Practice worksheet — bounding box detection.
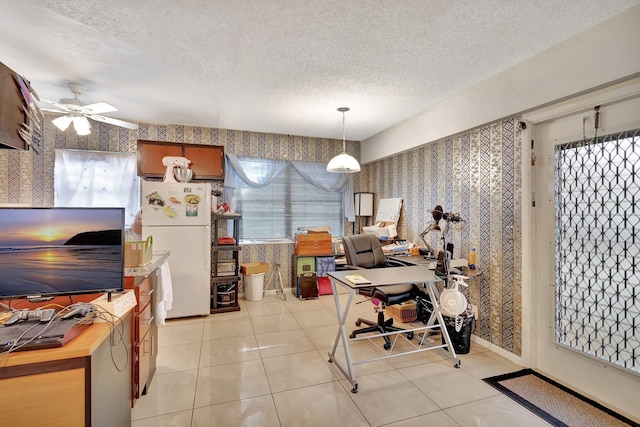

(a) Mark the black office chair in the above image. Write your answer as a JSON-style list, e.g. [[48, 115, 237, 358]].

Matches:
[[342, 234, 418, 350]]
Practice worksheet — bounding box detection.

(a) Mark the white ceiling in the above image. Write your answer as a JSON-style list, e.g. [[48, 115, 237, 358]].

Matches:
[[0, 0, 638, 141]]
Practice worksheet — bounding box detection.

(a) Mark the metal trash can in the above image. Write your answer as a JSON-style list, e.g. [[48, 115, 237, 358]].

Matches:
[[441, 315, 475, 354]]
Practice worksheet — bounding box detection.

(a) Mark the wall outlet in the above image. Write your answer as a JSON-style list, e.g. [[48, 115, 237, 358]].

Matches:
[[471, 304, 479, 320]]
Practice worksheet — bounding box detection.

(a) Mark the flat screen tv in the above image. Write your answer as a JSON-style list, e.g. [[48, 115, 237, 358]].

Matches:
[[0, 207, 124, 300]]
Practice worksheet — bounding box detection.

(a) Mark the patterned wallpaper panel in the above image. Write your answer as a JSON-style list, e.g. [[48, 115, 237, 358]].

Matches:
[[0, 117, 360, 299], [360, 119, 523, 355]]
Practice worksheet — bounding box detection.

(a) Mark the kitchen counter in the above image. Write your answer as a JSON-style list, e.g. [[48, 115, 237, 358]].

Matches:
[[125, 251, 170, 278]]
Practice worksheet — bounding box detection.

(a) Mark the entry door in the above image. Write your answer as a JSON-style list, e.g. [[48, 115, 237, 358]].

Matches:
[[533, 95, 640, 418]]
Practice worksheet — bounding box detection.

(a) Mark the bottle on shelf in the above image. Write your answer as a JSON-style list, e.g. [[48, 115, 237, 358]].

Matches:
[[468, 247, 477, 270]]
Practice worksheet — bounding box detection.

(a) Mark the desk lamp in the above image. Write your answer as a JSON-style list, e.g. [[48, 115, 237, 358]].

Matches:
[[421, 205, 464, 285], [420, 205, 443, 257]]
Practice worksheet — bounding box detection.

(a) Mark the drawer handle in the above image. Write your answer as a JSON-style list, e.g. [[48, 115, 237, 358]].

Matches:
[[146, 316, 155, 326], [143, 289, 154, 296]]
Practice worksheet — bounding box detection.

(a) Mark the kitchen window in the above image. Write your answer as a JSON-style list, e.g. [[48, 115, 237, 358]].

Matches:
[[54, 149, 140, 227]]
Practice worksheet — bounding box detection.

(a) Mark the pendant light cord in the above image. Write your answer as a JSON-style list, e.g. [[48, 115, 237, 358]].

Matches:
[[338, 106, 350, 152], [342, 110, 346, 152]]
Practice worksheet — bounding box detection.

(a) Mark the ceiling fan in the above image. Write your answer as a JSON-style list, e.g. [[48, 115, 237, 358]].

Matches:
[[42, 82, 139, 135]]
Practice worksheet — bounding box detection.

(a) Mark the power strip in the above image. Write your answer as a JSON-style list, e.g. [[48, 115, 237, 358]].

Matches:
[[92, 290, 137, 319]]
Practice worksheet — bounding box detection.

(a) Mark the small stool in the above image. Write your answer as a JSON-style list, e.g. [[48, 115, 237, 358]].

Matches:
[[264, 262, 287, 301]]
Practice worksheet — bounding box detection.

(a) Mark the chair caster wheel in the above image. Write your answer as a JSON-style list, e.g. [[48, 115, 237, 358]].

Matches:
[[355, 321, 362, 326], [454, 363, 461, 369], [351, 385, 358, 393], [407, 332, 414, 340], [383, 342, 391, 350], [349, 333, 356, 339]]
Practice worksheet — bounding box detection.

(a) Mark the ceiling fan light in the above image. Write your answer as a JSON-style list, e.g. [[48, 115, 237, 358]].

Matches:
[[72, 116, 91, 136], [52, 115, 72, 131], [327, 152, 361, 172]]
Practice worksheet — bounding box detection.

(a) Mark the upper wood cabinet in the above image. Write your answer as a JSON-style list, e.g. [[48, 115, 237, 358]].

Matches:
[[0, 62, 27, 151], [137, 140, 224, 179]]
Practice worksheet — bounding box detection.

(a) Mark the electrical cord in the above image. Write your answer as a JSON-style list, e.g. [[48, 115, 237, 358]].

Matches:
[[0, 302, 129, 373], [87, 304, 129, 373], [0, 313, 59, 364]]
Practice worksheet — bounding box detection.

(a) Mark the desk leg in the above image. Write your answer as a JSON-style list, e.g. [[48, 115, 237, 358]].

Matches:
[[327, 278, 359, 393], [425, 282, 461, 368]]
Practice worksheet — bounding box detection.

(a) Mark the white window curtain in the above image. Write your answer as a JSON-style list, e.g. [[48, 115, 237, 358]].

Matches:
[[223, 154, 355, 221], [54, 149, 139, 227]]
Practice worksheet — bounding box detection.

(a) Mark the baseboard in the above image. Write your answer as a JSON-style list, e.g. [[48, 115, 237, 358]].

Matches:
[[471, 334, 526, 367]]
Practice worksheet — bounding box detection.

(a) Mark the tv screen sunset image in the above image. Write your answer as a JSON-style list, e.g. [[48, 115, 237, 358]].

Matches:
[[0, 208, 124, 299]]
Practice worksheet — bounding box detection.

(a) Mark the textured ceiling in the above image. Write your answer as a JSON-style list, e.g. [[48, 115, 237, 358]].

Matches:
[[0, 0, 638, 141]]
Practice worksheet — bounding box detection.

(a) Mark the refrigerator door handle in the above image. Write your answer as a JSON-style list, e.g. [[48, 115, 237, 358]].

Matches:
[[204, 227, 211, 271]]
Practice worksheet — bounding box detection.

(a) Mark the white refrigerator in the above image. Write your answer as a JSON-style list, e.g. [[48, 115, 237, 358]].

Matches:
[[141, 181, 211, 318]]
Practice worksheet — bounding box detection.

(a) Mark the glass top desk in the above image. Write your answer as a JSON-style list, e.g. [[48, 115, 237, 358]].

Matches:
[[327, 265, 461, 393]]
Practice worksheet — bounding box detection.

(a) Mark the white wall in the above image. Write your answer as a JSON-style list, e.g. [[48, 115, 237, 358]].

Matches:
[[362, 4, 640, 164]]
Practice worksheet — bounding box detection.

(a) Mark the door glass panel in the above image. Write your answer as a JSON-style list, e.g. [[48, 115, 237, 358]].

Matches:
[[554, 129, 639, 374]]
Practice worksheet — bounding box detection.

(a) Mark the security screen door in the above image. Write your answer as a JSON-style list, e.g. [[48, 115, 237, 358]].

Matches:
[[534, 95, 640, 413], [553, 129, 639, 374]]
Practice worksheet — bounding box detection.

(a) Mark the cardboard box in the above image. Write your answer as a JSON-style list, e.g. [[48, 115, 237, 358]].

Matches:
[[386, 300, 418, 323], [124, 236, 153, 267], [241, 262, 270, 275]]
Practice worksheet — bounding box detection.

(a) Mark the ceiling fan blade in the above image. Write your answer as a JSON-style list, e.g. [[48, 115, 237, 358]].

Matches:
[[52, 115, 72, 131], [81, 102, 117, 115], [40, 107, 68, 114], [88, 114, 139, 130], [40, 98, 72, 112]]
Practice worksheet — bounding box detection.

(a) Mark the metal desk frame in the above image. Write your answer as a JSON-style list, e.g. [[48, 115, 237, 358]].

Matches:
[[327, 265, 460, 393]]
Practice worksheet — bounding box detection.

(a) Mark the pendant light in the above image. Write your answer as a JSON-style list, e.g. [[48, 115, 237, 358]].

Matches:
[[327, 107, 360, 173]]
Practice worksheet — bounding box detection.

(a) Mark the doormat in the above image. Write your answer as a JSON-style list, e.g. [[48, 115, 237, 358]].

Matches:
[[483, 369, 638, 427]]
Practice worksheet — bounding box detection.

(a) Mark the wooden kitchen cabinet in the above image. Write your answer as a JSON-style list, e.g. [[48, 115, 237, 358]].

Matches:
[[137, 140, 224, 179], [184, 144, 224, 179], [124, 274, 158, 407], [136, 141, 181, 176], [0, 61, 28, 150]]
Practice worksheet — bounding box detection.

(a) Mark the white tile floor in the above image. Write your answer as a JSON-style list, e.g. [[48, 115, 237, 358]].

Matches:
[[131, 293, 552, 427]]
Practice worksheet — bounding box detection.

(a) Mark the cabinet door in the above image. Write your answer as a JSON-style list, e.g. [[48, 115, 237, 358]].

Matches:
[[0, 62, 28, 150], [137, 141, 181, 177], [184, 145, 224, 179], [0, 368, 85, 425], [135, 303, 153, 399]]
